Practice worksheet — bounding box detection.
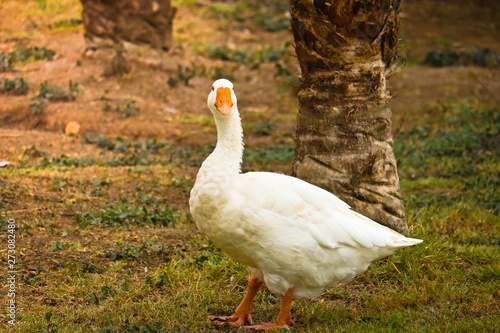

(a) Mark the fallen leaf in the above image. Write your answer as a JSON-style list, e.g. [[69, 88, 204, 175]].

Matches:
[[65, 121, 80, 136]]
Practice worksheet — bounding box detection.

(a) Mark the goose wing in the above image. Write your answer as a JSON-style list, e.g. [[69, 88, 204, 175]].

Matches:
[[236, 172, 421, 250]]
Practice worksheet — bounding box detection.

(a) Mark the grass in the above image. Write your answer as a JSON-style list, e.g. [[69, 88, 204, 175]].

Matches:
[[75, 201, 180, 228], [1, 99, 498, 332]]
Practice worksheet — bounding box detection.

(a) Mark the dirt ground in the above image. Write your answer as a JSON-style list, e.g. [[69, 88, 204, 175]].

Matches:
[[0, 1, 499, 156]]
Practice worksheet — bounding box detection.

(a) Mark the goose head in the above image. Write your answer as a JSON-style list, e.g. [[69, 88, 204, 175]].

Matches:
[[207, 79, 238, 117]]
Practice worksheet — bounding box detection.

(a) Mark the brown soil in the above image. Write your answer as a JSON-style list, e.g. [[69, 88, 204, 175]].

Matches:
[[0, 1, 498, 159]]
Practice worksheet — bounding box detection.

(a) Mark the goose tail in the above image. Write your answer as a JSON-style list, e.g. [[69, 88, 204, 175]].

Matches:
[[393, 237, 423, 247]]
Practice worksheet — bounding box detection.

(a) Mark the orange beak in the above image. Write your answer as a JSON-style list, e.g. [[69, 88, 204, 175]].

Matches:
[[214, 87, 233, 115]]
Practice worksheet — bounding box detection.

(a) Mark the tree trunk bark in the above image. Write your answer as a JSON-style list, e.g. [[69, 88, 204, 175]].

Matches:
[[80, 0, 176, 52], [290, 0, 408, 234]]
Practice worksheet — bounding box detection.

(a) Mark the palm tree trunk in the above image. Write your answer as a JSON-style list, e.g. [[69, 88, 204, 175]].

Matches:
[[290, 0, 408, 234], [80, 0, 176, 52]]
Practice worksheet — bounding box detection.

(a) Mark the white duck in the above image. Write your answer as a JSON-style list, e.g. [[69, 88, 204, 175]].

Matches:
[[189, 79, 422, 330]]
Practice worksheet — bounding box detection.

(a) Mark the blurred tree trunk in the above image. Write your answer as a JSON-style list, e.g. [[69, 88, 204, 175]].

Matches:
[[80, 0, 176, 52], [290, 0, 408, 234]]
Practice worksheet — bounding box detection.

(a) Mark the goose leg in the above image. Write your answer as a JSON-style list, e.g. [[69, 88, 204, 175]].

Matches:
[[245, 288, 295, 331], [209, 277, 263, 327]]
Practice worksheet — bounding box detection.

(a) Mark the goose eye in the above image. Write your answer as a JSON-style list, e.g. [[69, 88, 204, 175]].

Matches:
[[211, 86, 214, 91]]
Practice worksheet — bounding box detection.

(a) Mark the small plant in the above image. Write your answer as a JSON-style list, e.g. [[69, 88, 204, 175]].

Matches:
[[75, 178, 113, 197], [204, 2, 249, 21], [0, 52, 16, 71], [38, 80, 82, 102], [76, 259, 101, 273], [82, 133, 116, 150], [172, 175, 194, 188], [75, 202, 180, 227], [256, 43, 289, 62], [204, 43, 289, 68], [31, 98, 48, 114], [0, 46, 55, 71], [30, 80, 82, 114], [102, 99, 140, 117], [102, 48, 131, 77], [52, 241, 65, 250], [50, 177, 71, 192], [0, 182, 28, 201], [20, 47, 56, 62], [122, 100, 139, 117], [145, 272, 170, 287], [105, 240, 161, 260], [36, 155, 96, 168], [255, 121, 276, 136], [38, 311, 57, 333], [22, 267, 47, 286], [48, 18, 82, 30], [205, 44, 251, 63], [208, 67, 236, 81], [168, 64, 206, 87], [275, 62, 299, 93], [23, 145, 48, 158], [36, 0, 47, 10], [254, 11, 290, 32], [423, 47, 500, 68], [244, 144, 295, 164], [0, 77, 29, 95], [84, 285, 116, 304]]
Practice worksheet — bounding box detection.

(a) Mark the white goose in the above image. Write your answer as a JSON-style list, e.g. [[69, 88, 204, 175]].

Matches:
[[189, 79, 422, 330]]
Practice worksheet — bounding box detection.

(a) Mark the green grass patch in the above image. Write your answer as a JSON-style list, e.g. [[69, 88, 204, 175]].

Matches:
[[202, 0, 290, 32], [0, 46, 55, 71], [47, 17, 82, 30], [254, 11, 290, 32], [244, 143, 295, 164], [102, 99, 140, 118], [75, 202, 180, 228], [423, 47, 500, 68], [31, 80, 82, 114], [202, 43, 289, 68], [396, 101, 499, 245], [0, 77, 29, 95], [104, 240, 169, 260]]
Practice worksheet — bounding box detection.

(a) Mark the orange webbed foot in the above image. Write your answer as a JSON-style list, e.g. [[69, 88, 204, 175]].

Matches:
[[244, 321, 294, 331], [209, 313, 252, 327], [245, 288, 295, 330], [209, 277, 263, 327]]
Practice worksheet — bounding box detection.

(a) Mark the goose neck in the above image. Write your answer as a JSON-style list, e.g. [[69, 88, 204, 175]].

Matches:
[[210, 111, 244, 172]]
